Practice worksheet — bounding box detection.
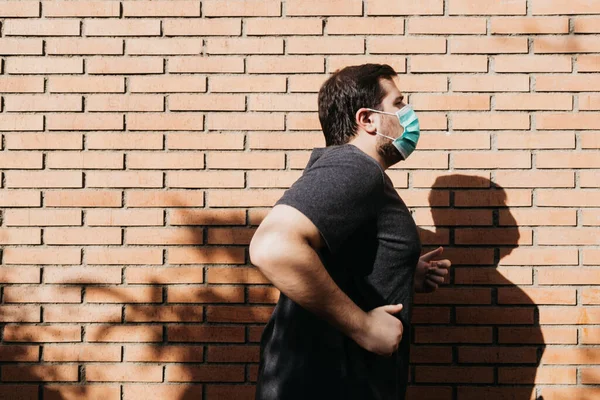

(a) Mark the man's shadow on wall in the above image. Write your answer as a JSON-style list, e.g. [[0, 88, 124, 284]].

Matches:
[[408, 174, 546, 400]]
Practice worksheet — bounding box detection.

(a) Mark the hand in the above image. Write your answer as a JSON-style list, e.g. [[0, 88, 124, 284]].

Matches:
[[414, 246, 451, 293], [352, 304, 404, 357]]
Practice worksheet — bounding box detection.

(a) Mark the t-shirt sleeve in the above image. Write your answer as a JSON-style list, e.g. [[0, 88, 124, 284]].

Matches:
[[275, 152, 384, 254]]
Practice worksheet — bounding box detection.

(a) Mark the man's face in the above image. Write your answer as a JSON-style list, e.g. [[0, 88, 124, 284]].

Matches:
[[375, 78, 406, 163]]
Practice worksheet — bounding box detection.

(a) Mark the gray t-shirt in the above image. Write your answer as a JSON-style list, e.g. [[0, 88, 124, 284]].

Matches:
[[255, 144, 421, 400]]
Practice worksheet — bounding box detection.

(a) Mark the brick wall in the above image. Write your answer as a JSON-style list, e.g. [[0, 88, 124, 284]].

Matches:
[[0, 1, 599, 399]]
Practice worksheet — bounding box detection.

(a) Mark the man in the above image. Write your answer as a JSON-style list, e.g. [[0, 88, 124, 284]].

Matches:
[[250, 64, 451, 400]]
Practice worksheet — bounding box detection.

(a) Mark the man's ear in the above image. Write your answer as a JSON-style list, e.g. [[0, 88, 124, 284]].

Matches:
[[355, 108, 377, 135]]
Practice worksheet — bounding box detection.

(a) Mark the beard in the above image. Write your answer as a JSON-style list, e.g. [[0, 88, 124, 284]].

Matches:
[[376, 135, 404, 165]]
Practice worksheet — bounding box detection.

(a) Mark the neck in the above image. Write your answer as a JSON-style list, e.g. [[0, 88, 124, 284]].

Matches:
[[348, 137, 391, 170]]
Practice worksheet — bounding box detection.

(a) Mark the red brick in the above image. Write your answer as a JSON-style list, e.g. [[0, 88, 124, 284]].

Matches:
[[87, 133, 163, 150], [542, 348, 600, 364], [126, 227, 202, 245], [411, 56, 488, 73], [87, 325, 162, 343], [86, 19, 161, 36], [167, 365, 245, 382], [44, 1, 120, 17], [412, 208, 492, 226], [247, 56, 325, 74], [454, 189, 532, 207], [164, 18, 240, 36], [457, 307, 534, 325], [0, 151, 42, 169], [575, 17, 600, 33], [3, 325, 81, 343], [455, 267, 533, 285], [0, 38, 43, 55], [169, 56, 245, 73], [537, 75, 600, 91], [167, 171, 244, 188], [129, 75, 207, 93], [87, 94, 164, 111], [44, 266, 121, 284], [497, 132, 574, 149], [210, 75, 286, 93], [45, 190, 122, 207], [287, 0, 361, 16], [452, 74, 529, 91], [459, 346, 537, 364], [125, 345, 204, 362], [43, 344, 120, 362], [206, 38, 282, 55], [454, 151, 531, 168], [44, 227, 121, 245], [206, 305, 272, 323], [0, 76, 44, 93], [582, 328, 600, 343], [582, 288, 600, 304], [0, 305, 40, 322], [2, 365, 78, 382], [495, 170, 574, 187], [123, 385, 203, 400], [369, 37, 446, 54], [494, 55, 572, 72], [122, 1, 200, 17], [246, 18, 322, 35], [4, 19, 80, 36], [168, 286, 244, 303], [491, 17, 569, 34], [0, 345, 39, 362], [127, 38, 201, 55], [44, 386, 120, 400], [457, 387, 538, 400], [207, 113, 284, 131], [168, 209, 246, 226], [531, 0, 600, 15], [207, 345, 260, 362], [5, 94, 82, 112], [0, 1, 39, 17], [86, 171, 163, 188], [167, 247, 245, 265], [583, 211, 600, 227], [539, 268, 600, 285], [448, 0, 526, 15], [126, 305, 203, 322], [5, 133, 82, 150], [499, 287, 576, 305], [499, 327, 576, 344], [128, 113, 203, 131], [540, 307, 600, 324], [3, 247, 80, 265], [414, 288, 491, 305], [46, 113, 124, 130], [128, 152, 204, 170], [169, 93, 244, 111], [0, 267, 40, 283], [206, 268, 269, 284], [579, 55, 600, 72], [538, 228, 600, 244], [415, 366, 493, 383], [0, 114, 43, 131], [409, 17, 486, 34], [207, 189, 285, 207], [366, 0, 443, 15], [499, 247, 578, 265], [0, 228, 40, 245], [248, 287, 279, 304], [126, 190, 204, 207], [86, 247, 162, 265], [4, 286, 81, 303], [501, 367, 576, 384], [450, 37, 528, 54], [537, 152, 600, 168], [496, 93, 572, 111], [168, 326, 244, 343], [247, 170, 303, 188], [538, 189, 600, 207], [534, 36, 600, 53], [204, 0, 280, 16], [286, 112, 321, 130], [580, 94, 600, 110], [49, 76, 124, 93], [86, 287, 162, 303], [328, 55, 407, 73], [87, 364, 162, 382], [44, 304, 121, 323], [47, 151, 123, 169], [453, 113, 530, 130], [46, 38, 122, 55]]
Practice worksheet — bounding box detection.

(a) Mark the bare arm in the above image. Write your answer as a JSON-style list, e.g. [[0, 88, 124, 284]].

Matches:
[[250, 204, 404, 356]]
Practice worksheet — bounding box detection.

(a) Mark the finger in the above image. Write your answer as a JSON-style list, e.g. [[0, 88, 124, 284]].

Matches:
[[426, 275, 445, 285], [436, 259, 452, 269], [424, 280, 438, 290], [381, 303, 403, 315], [430, 268, 449, 277], [420, 246, 443, 262]]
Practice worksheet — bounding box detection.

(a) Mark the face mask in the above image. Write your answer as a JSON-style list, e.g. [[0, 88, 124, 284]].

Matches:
[[367, 104, 420, 160]]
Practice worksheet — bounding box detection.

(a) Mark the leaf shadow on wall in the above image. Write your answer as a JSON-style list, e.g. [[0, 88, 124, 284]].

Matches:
[[408, 174, 546, 400], [0, 204, 271, 400]]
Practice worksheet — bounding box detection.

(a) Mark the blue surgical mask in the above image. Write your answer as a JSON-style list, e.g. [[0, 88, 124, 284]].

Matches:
[[367, 104, 420, 160]]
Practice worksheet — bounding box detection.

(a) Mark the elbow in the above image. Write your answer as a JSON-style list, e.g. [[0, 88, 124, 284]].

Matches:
[[249, 231, 276, 272]]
